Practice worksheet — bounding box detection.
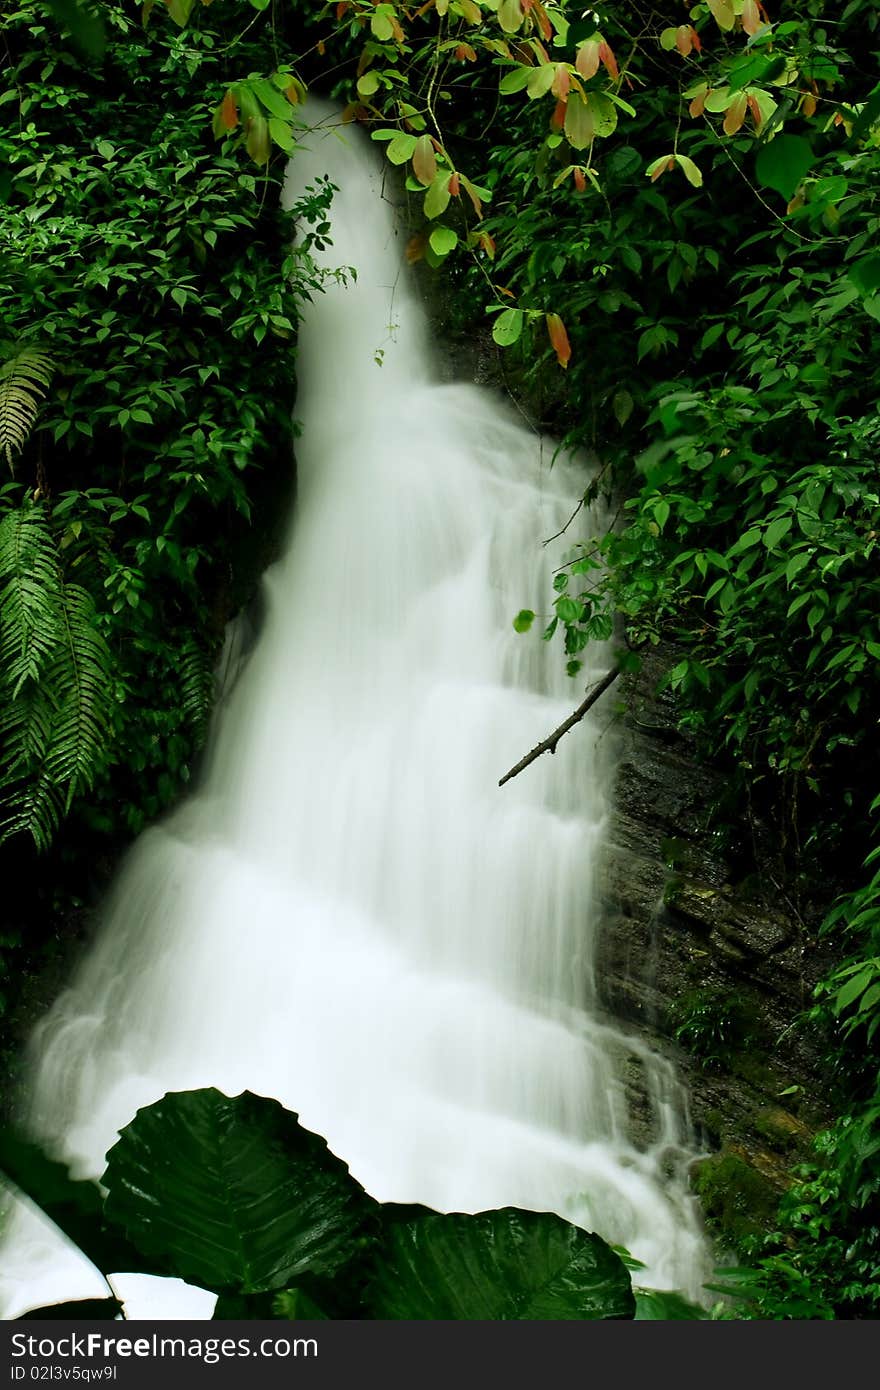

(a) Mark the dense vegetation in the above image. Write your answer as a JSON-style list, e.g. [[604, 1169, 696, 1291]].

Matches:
[[1, 0, 878, 1319]]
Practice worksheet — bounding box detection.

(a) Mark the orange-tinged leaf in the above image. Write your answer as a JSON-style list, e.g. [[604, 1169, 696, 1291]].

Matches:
[[575, 41, 600, 81], [390, 16, 404, 42], [448, 171, 461, 197], [691, 27, 702, 52], [573, 166, 586, 192], [598, 41, 618, 82], [546, 312, 571, 369], [497, 284, 516, 298], [551, 64, 570, 100], [455, 43, 477, 61], [220, 89, 238, 130], [689, 86, 708, 118], [412, 134, 437, 186], [550, 98, 567, 130], [317, 39, 326, 56], [747, 93, 762, 126], [802, 92, 817, 117], [675, 25, 693, 56], [335, 1, 349, 18], [479, 231, 496, 259], [741, 0, 761, 36], [245, 114, 270, 166], [405, 233, 428, 264], [533, 0, 552, 41], [723, 92, 747, 135]]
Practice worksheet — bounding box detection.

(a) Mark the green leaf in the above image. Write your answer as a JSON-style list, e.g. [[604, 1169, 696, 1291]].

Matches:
[[763, 515, 792, 549], [357, 71, 381, 99], [366, 1208, 635, 1319], [268, 118, 295, 153], [499, 68, 532, 96], [102, 1089, 376, 1295], [429, 226, 458, 257], [492, 308, 525, 347], [634, 1288, 707, 1319], [423, 174, 451, 220], [755, 135, 815, 200], [675, 155, 703, 188], [848, 256, 880, 298], [386, 134, 417, 165]]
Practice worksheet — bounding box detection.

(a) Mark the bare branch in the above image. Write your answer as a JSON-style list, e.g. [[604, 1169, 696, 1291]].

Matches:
[[498, 666, 621, 788]]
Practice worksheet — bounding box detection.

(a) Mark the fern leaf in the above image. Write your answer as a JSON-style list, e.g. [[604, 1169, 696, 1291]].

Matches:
[[0, 505, 115, 848], [0, 348, 54, 470], [0, 507, 65, 696], [44, 582, 115, 811]]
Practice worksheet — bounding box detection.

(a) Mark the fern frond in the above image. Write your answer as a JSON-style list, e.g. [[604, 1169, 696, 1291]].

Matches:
[[0, 507, 65, 696], [0, 505, 115, 848], [44, 582, 115, 811], [0, 769, 62, 854], [0, 348, 54, 471], [179, 632, 214, 741]]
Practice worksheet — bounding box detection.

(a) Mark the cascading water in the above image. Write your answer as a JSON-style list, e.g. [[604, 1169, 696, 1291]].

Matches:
[[1, 106, 710, 1319]]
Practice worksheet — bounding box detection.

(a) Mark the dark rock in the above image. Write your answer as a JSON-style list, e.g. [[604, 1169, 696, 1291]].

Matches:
[[597, 643, 837, 1241]]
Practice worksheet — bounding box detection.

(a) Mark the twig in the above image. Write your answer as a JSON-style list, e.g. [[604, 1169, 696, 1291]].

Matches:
[[498, 666, 621, 787]]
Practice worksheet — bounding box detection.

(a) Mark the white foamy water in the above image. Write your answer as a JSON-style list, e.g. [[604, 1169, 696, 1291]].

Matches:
[[1, 105, 709, 1319]]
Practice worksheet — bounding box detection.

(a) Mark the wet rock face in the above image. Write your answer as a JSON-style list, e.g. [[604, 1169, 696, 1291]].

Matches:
[[596, 644, 837, 1237]]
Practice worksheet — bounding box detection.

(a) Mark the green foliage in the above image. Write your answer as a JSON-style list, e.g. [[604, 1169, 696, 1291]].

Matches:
[[0, 504, 116, 850], [368, 1207, 634, 1319], [103, 1089, 376, 1295], [0, 1088, 639, 1321], [669, 989, 754, 1072], [0, 348, 53, 471], [0, 0, 332, 849]]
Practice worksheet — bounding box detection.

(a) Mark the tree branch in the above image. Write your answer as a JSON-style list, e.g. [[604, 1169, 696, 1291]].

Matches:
[[498, 666, 621, 788]]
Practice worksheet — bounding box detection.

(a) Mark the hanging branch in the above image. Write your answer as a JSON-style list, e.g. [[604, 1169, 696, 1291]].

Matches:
[[498, 666, 621, 788]]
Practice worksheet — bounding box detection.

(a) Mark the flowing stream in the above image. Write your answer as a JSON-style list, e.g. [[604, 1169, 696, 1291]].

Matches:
[[1, 107, 710, 1318]]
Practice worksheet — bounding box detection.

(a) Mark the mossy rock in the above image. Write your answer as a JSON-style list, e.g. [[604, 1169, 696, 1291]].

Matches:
[[691, 1147, 779, 1247]]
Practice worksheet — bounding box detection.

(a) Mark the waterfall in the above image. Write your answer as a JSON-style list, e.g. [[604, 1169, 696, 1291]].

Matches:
[[0, 105, 710, 1319]]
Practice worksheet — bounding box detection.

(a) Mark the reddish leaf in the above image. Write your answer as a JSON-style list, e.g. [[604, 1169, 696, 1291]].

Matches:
[[546, 312, 571, 369], [675, 25, 693, 56], [573, 166, 586, 192], [317, 39, 326, 56], [598, 41, 618, 81], [691, 27, 702, 52], [479, 231, 496, 259], [747, 93, 762, 126], [802, 91, 817, 117], [741, 0, 761, 35], [575, 41, 600, 81], [551, 64, 570, 100], [550, 98, 567, 130], [455, 43, 477, 61], [412, 134, 437, 186], [220, 89, 238, 130], [723, 92, 747, 135], [689, 86, 708, 118], [335, 1, 349, 18], [448, 171, 461, 197], [533, 0, 552, 41]]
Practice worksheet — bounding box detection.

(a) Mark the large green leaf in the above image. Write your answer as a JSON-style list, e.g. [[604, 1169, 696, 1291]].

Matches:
[[365, 1207, 635, 1319], [102, 1089, 376, 1295]]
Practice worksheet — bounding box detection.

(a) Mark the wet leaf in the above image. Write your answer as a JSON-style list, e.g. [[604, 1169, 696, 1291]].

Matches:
[[412, 134, 437, 187], [546, 312, 571, 369]]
